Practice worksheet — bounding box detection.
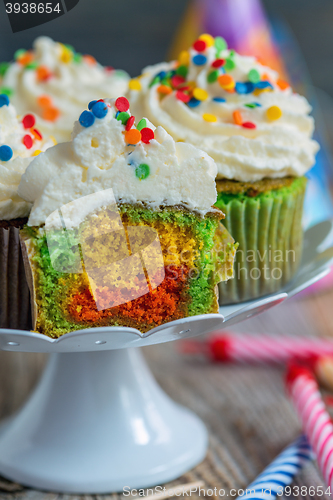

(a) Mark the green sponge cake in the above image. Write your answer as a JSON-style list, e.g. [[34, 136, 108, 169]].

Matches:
[[18, 97, 236, 337]]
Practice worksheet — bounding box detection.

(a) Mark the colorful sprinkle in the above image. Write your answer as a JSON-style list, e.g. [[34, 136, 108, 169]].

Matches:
[[18, 53, 34, 66], [79, 110, 95, 128], [203, 113, 217, 123], [92, 101, 108, 119], [32, 150, 42, 156], [212, 97, 226, 103], [214, 37, 227, 53], [248, 69, 261, 83], [135, 163, 150, 180], [83, 55, 96, 65], [116, 112, 130, 125], [245, 102, 261, 108], [37, 95, 52, 108], [31, 128, 43, 140], [277, 78, 290, 90], [199, 34, 215, 47], [207, 70, 219, 84], [137, 118, 147, 132], [26, 61, 39, 70], [212, 59, 225, 68], [125, 128, 141, 145], [157, 84, 172, 95], [125, 115, 135, 131], [187, 98, 200, 108], [176, 90, 190, 103], [193, 40, 207, 52], [176, 65, 188, 78], [193, 88, 209, 101], [218, 74, 234, 90], [23, 134, 33, 149], [256, 80, 273, 90], [36, 66, 52, 82], [115, 97, 130, 112], [140, 128, 155, 144], [42, 107, 60, 122], [233, 110, 243, 125], [88, 100, 97, 110], [0, 94, 10, 107], [235, 82, 255, 94], [242, 121, 256, 129], [267, 105, 282, 121], [171, 75, 185, 88], [224, 58, 235, 71], [0, 87, 12, 96], [129, 79, 142, 91], [178, 50, 190, 66], [193, 54, 207, 66], [0, 62, 10, 78], [0, 145, 13, 161], [14, 49, 25, 61], [22, 114, 35, 129]]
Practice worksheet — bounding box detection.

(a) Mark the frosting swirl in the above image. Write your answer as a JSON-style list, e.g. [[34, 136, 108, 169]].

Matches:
[[0, 96, 53, 220], [1, 37, 129, 143], [129, 35, 319, 182], [18, 97, 218, 227]]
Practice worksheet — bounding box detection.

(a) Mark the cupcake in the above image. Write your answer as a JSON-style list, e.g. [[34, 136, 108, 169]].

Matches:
[[18, 97, 236, 337], [0, 37, 129, 143], [128, 34, 320, 303], [0, 94, 53, 329]]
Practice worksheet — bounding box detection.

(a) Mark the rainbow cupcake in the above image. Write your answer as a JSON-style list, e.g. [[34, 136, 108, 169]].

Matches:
[[129, 35, 319, 303], [18, 97, 236, 337]]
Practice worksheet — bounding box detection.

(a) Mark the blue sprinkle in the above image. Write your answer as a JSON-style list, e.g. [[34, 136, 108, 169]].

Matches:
[[193, 54, 207, 66], [92, 101, 108, 119], [156, 70, 166, 79], [115, 111, 120, 118], [88, 100, 97, 110], [235, 82, 255, 94], [256, 80, 273, 90], [187, 97, 201, 108], [0, 94, 10, 107], [79, 110, 95, 128], [212, 97, 226, 103], [0, 145, 13, 161]]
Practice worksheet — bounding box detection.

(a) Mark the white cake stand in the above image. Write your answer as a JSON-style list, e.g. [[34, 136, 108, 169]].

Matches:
[[0, 219, 332, 495]]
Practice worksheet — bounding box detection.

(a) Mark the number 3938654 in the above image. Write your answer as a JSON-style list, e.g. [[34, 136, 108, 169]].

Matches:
[[5, 2, 61, 13]]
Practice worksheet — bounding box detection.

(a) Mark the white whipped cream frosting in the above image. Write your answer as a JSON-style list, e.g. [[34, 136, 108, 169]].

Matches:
[[1, 37, 129, 143], [18, 98, 218, 227], [0, 99, 53, 220], [129, 43, 319, 181]]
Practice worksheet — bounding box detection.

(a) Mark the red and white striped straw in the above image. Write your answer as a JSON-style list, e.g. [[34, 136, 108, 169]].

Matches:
[[205, 333, 333, 363], [286, 363, 333, 488]]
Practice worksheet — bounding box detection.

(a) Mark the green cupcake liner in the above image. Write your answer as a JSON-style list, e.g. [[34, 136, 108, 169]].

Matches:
[[216, 177, 307, 304]]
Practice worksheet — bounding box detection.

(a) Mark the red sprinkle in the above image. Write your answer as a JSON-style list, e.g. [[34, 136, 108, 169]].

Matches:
[[23, 134, 33, 149], [125, 115, 135, 131], [140, 128, 154, 144], [31, 128, 43, 140], [212, 58, 225, 68], [193, 40, 207, 52], [97, 99, 104, 103], [115, 97, 129, 112], [171, 75, 185, 88], [176, 90, 190, 103], [22, 114, 36, 129], [242, 122, 256, 129], [105, 66, 114, 72]]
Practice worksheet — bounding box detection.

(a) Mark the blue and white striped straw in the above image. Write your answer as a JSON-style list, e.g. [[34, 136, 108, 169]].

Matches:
[[236, 435, 312, 500]]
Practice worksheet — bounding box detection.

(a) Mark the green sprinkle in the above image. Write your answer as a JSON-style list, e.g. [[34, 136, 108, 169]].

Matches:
[[116, 112, 130, 125], [14, 49, 25, 61], [137, 118, 146, 131], [149, 76, 160, 88], [0, 87, 13, 96], [135, 163, 150, 180], [248, 69, 260, 83], [176, 65, 188, 78], [207, 70, 219, 84], [73, 53, 82, 63], [214, 36, 227, 52], [229, 50, 235, 57], [25, 61, 39, 70], [0, 62, 10, 78], [245, 103, 256, 108], [224, 58, 236, 71]]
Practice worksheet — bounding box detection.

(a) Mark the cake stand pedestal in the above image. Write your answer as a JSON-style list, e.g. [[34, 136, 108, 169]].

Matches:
[[0, 219, 332, 494]]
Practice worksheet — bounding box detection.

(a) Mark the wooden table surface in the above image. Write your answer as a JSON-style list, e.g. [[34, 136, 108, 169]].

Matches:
[[1, 285, 333, 500]]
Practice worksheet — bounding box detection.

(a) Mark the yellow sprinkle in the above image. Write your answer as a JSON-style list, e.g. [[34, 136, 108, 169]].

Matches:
[[203, 113, 217, 123], [199, 33, 215, 47], [50, 135, 57, 145], [33, 149, 42, 156], [60, 46, 72, 64], [193, 88, 209, 101], [178, 50, 190, 66], [253, 87, 272, 96], [266, 105, 283, 121], [129, 79, 142, 91]]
